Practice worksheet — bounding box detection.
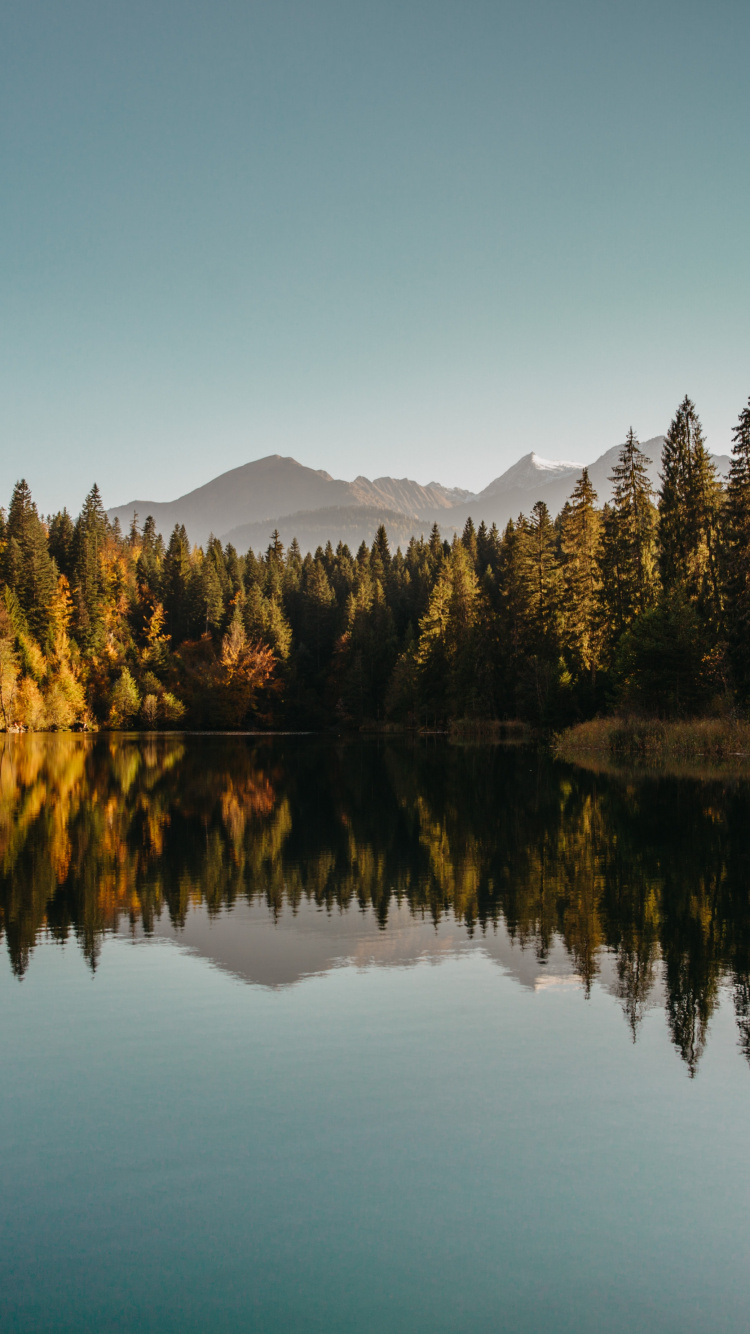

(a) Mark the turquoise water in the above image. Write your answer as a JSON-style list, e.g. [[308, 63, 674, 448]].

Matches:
[[1, 735, 749, 1331]]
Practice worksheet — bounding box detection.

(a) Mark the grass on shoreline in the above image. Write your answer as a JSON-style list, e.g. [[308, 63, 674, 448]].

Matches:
[[554, 716, 750, 768]]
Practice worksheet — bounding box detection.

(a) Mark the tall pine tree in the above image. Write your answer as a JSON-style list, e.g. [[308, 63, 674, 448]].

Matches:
[[723, 397, 750, 699], [560, 469, 602, 693], [658, 396, 722, 622], [599, 429, 657, 638], [1, 480, 58, 641]]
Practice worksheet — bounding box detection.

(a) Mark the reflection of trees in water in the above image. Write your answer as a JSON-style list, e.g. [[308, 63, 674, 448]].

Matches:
[[2, 733, 750, 1074]]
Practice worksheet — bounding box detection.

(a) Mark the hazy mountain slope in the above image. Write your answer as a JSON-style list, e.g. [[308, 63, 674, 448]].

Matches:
[[108, 454, 474, 547], [220, 506, 436, 556], [108, 455, 358, 548], [107, 438, 733, 554], [445, 452, 585, 532], [477, 452, 584, 500]]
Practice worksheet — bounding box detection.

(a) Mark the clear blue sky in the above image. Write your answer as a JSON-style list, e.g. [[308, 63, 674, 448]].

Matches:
[[2, 0, 748, 513]]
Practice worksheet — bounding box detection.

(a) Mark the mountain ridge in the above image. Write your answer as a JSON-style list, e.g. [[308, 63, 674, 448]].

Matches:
[[108, 438, 731, 553]]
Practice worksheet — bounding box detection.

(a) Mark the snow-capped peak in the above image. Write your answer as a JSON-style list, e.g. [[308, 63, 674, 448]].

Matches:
[[528, 451, 584, 473]]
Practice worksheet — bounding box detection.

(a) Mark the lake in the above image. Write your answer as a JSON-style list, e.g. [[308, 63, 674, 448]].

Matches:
[[1, 733, 749, 1332]]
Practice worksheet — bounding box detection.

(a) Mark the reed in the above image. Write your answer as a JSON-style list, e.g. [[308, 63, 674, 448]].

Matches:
[[554, 716, 750, 764]]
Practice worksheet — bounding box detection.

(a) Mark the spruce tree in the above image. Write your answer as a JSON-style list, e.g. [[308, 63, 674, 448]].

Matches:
[[560, 469, 602, 689], [658, 396, 722, 620], [2, 480, 58, 641], [519, 501, 561, 654], [493, 517, 530, 715], [372, 524, 391, 568], [71, 484, 109, 648], [162, 524, 193, 642], [461, 517, 478, 568], [48, 509, 75, 579], [723, 397, 750, 698], [599, 429, 657, 636]]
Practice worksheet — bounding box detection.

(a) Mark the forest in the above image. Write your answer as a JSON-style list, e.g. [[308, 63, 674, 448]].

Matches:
[[1, 394, 750, 732]]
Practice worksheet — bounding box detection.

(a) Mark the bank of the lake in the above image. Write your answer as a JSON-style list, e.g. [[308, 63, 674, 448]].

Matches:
[[554, 716, 750, 772]]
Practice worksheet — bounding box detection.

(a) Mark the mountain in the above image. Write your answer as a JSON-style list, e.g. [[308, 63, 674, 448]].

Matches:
[[107, 440, 732, 553], [107, 455, 472, 550], [107, 455, 354, 548]]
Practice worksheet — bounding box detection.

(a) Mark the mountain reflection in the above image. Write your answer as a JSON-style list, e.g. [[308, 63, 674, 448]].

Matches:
[[2, 732, 750, 1074]]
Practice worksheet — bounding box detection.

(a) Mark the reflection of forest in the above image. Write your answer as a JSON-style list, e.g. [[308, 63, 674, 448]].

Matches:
[[2, 733, 750, 1074]]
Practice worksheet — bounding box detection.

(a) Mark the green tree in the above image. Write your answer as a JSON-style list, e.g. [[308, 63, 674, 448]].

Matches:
[[162, 525, 193, 642], [47, 509, 75, 579], [415, 542, 489, 720], [559, 469, 603, 692], [658, 396, 722, 620], [723, 397, 750, 699], [1, 480, 59, 641], [599, 429, 658, 638], [71, 484, 109, 649], [519, 501, 561, 653]]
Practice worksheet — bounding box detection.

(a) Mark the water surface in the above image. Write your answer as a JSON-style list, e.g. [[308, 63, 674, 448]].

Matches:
[[1, 734, 749, 1331]]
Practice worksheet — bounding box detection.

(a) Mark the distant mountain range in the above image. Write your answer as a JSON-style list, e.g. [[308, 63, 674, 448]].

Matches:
[[108, 437, 731, 553]]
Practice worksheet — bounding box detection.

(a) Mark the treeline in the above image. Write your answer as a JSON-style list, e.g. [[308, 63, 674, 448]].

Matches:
[[1, 393, 750, 730]]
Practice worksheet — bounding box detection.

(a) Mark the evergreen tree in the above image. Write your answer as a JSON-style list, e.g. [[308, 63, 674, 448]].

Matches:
[[71, 484, 109, 649], [415, 543, 489, 720], [560, 469, 602, 692], [723, 397, 750, 698], [371, 524, 391, 568], [48, 509, 75, 579], [493, 518, 529, 716], [519, 501, 561, 653], [2, 480, 58, 641], [162, 524, 193, 642], [658, 396, 722, 620], [461, 517, 478, 567], [599, 429, 658, 638]]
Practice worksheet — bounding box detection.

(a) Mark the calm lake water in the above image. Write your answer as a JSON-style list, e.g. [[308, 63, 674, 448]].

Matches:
[[1, 733, 749, 1333]]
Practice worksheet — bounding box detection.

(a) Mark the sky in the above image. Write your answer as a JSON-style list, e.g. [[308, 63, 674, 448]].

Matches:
[[2, 0, 749, 514]]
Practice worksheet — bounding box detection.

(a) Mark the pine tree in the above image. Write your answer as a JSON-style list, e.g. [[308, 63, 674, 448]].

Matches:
[[461, 517, 478, 568], [371, 524, 391, 568], [48, 509, 75, 579], [493, 517, 529, 715], [723, 397, 750, 698], [560, 469, 602, 689], [416, 543, 488, 720], [71, 484, 109, 649], [599, 429, 658, 637], [2, 480, 59, 641], [658, 396, 722, 619], [519, 501, 561, 653], [162, 524, 193, 642], [428, 522, 443, 567], [299, 558, 336, 671]]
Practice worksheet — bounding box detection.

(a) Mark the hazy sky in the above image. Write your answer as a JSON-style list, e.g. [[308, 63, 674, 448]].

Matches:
[[2, 0, 749, 513]]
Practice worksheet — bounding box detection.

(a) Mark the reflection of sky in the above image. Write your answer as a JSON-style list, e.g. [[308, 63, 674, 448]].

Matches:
[[2, 937, 749, 1331], [3, 1, 749, 512]]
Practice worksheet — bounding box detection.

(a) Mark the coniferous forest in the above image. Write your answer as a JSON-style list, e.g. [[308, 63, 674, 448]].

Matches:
[[2, 394, 750, 733]]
